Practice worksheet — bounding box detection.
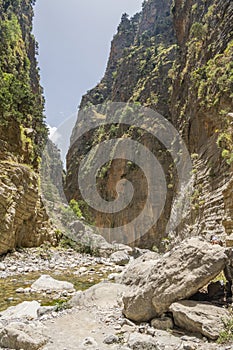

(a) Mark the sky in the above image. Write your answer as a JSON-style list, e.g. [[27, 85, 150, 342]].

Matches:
[[33, 0, 143, 128]]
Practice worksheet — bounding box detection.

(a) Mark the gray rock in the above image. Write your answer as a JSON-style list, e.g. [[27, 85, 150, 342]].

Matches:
[[0, 301, 40, 320], [103, 334, 118, 344], [15, 287, 25, 294], [108, 273, 121, 281], [110, 251, 130, 266], [69, 282, 127, 309], [0, 262, 5, 271], [31, 274, 75, 292], [170, 300, 230, 339], [151, 316, 173, 330], [123, 237, 227, 322], [37, 306, 55, 317], [113, 243, 133, 255], [81, 336, 98, 347], [0, 322, 48, 350], [127, 333, 158, 349]]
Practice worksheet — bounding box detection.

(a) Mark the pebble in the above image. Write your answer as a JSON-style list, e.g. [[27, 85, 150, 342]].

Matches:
[[0, 263, 5, 271], [82, 337, 98, 346], [114, 325, 121, 330], [121, 325, 135, 333], [103, 334, 118, 344], [6, 297, 14, 302]]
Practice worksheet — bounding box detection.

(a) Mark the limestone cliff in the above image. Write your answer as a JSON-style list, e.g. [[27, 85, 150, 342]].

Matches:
[[65, 0, 233, 249], [0, 0, 56, 254]]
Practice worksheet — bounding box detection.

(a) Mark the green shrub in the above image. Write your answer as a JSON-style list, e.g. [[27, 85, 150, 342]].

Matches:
[[69, 199, 83, 219], [217, 317, 233, 344], [190, 22, 207, 40]]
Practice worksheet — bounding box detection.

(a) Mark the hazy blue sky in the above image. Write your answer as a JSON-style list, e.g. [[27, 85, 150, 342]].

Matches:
[[33, 0, 143, 127]]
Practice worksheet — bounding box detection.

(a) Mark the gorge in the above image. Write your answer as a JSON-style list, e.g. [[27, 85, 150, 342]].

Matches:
[[0, 0, 232, 349]]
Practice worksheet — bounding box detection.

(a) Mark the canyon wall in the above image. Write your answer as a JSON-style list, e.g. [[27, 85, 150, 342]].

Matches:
[[0, 0, 56, 254], [65, 0, 233, 249]]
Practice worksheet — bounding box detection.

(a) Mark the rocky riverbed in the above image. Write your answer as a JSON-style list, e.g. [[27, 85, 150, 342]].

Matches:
[[0, 237, 233, 349], [0, 246, 122, 312]]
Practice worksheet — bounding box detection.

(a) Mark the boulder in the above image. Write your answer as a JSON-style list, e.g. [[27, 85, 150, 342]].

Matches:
[[31, 275, 74, 292], [110, 251, 130, 266], [169, 300, 230, 340], [0, 322, 48, 350], [123, 237, 227, 322], [69, 282, 127, 309], [0, 301, 40, 321], [151, 316, 173, 330]]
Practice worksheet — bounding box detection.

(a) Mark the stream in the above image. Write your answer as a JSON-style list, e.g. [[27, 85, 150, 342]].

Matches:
[[0, 264, 114, 312]]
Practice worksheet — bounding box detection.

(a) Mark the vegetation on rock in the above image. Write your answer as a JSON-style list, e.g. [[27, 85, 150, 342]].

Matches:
[[0, 0, 47, 166]]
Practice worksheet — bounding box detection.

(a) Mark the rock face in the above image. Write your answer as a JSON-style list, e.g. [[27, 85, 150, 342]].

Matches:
[[0, 161, 56, 254], [122, 237, 227, 322], [65, 0, 233, 249], [0, 1, 56, 255], [170, 300, 230, 340]]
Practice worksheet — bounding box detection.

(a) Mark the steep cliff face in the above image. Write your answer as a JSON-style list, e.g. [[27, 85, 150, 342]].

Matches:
[[65, 0, 233, 249], [169, 0, 233, 243], [0, 0, 56, 255]]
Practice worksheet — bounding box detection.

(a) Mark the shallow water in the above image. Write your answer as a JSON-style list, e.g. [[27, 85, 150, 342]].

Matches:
[[0, 266, 107, 312]]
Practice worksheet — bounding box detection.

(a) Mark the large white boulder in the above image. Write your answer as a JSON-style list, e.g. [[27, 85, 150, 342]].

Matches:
[[31, 274, 75, 292], [0, 301, 40, 321]]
